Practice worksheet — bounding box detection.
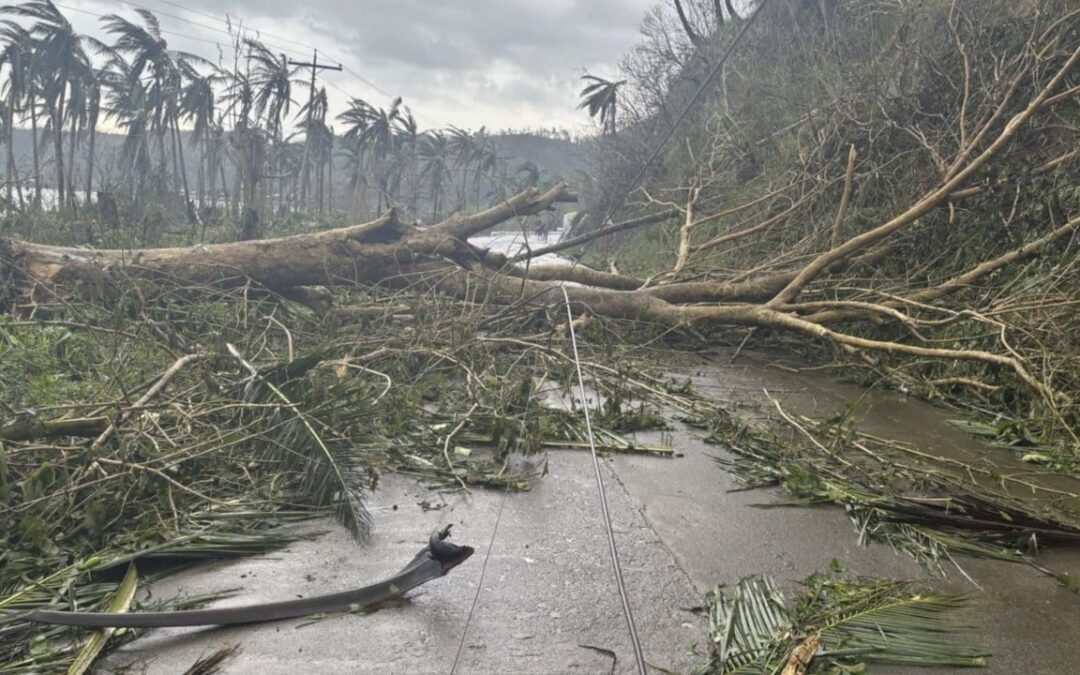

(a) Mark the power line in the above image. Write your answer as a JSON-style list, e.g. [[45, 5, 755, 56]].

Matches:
[[108, 0, 315, 60], [137, 0, 445, 127], [38, 1, 451, 134], [149, 0, 318, 53], [54, 3, 370, 120], [558, 285, 647, 675], [54, 2, 245, 54]]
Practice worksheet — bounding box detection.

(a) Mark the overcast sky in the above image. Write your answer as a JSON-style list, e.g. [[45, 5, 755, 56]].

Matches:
[[58, 0, 655, 133]]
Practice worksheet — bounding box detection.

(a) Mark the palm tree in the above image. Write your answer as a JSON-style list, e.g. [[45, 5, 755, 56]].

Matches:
[[578, 74, 624, 136], [247, 39, 295, 142], [61, 56, 91, 208], [4, 0, 90, 207], [99, 47, 152, 204], [417, 129, 451, 220], [338, 96, 403, 212], [81, 64, 101, 204], [471, 128, 500, 205], [308, 112, 333, 212], [247, 39, 297, 210], [221, 66, 256, 218], [296, 85, 330, 211], [179, 65, 219, 211], [338, 135, 367, 214], [103, 9, 203, 212], [446, 125, 478, 208], [393, 108, 419, 215]]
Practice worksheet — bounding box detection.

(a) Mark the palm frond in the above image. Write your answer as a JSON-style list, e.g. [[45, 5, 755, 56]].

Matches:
[[799, 573, 989, 669], [705, 576, 792, 674], [233, 345, 374, 540], [697, 571, 988, 674]]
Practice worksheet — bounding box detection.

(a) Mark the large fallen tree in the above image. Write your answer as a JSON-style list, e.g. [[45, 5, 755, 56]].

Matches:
[[2, 2, 1079, 418]]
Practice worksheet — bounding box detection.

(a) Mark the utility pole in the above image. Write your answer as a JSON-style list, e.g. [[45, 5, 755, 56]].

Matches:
[[289, 51, 342, 210]]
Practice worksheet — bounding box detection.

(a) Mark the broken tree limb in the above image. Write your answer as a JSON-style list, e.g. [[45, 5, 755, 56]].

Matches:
[[440, 183, 575, 238], [512, 179, 807, 263], [768, 40, 1080, 308], [419, 264, 1061, 403], [0, 415, 109, 442], [803, 214, 1080, 325], [828, 145, 857, 249], [92, 353, 205, 449], [510, 208, 679, 262], [507, 245, 893, 303]]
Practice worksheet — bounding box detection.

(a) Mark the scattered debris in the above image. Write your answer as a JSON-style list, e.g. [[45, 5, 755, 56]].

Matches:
[[181, 644, 241, 675], [703, 394, 1080, 582]]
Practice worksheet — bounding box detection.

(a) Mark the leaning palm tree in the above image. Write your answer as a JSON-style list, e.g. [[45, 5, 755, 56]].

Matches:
[[102, 9, 204, 212], [247, 39, 298, 211], [3, 0, 90, 207], [578, 74, 624, 136], [338, 97, 403, 211]]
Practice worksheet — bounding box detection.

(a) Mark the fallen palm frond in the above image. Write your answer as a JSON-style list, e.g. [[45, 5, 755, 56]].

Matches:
[[702, 394, 1080, 581], [67, 564, 138, 675], [0, 269, 685, 672], [695, 569, 989, 674]]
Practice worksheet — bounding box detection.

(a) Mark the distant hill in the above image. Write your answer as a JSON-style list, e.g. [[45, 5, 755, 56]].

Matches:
[[491, 133, 584, 181]]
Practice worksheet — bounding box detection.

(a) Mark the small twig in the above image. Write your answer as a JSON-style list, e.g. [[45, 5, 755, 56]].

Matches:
[[92, 353, 204, 450]]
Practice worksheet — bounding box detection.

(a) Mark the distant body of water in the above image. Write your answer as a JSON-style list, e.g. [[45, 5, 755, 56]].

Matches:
[[5, 187, 89, 210], [469, 226, 570, 265]]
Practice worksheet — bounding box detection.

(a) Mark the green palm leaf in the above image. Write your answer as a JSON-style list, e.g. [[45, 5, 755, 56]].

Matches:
[[697, 571, 988, 674]]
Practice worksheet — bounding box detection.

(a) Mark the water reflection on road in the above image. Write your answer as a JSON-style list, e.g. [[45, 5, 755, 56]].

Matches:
[[469, 227, 569, 265]]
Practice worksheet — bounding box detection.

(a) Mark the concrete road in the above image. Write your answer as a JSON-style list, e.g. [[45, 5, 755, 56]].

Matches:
[[105, 358, 1080, 674]]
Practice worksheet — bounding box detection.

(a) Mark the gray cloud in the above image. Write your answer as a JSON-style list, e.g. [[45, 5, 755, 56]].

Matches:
[[72, 0, 654, 131]]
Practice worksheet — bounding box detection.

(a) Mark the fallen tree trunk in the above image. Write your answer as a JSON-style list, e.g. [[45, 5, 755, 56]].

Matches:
[[1, 177, 1068, 405], [0, 185, 576, 302]]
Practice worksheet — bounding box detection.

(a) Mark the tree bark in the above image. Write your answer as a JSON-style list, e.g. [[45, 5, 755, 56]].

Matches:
[[1, 184, 575, 295]]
